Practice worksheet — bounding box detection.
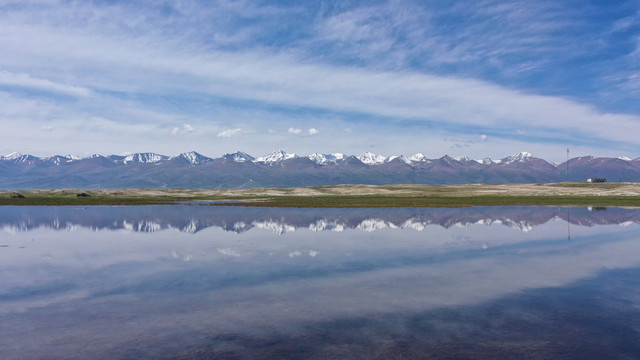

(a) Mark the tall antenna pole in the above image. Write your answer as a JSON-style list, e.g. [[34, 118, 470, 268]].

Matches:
[[566, 148, 569, 181]]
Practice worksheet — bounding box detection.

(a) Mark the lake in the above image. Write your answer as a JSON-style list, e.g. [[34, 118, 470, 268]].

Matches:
[[1, 205, 640, 359]]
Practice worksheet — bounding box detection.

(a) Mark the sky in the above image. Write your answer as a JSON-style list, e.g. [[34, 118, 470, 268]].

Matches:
[[0, 0, 639, 161]]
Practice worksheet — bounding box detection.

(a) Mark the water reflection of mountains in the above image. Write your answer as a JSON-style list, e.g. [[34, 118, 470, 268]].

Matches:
[[2, 205, 640, 234]]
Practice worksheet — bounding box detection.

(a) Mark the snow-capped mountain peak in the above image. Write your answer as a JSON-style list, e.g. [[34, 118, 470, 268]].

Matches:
[[439, 155, 460, 164], [2, 152, 23, 160], [6, 150, 640, 189], [387, 155, 411, 164], [172, 151, 212, 165], [226, 151, 254, 163], [2, 153, 39, 163], [254, 150, 297, 164], [357, 152, 386, 165], [308, 153, 345, 165], [618, 155, 632, 161], [408, 153, 430, 163], [504, 152, 533, 164], [122, 153, 168, 164]]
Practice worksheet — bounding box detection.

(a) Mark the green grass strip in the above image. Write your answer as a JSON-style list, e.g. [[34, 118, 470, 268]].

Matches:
[[216, 195, 640, 208]]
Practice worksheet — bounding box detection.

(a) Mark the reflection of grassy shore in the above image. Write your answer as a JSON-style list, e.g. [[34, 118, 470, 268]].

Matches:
[[2, 183, 640, 207]]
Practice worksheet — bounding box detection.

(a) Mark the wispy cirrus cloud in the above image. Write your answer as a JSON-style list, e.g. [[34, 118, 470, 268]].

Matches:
[[310, 0, 587, 70], [0, 0, 639, 160], [0, 71, 92, 97], [217, 128, 242, 138]]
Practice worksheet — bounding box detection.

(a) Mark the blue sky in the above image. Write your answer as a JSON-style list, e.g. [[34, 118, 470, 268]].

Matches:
[[0, 0, 639, 161]]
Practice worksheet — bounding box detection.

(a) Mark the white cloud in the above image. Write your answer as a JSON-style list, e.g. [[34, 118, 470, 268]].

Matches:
[[480, 134, 487, 141], [288, 127, 302, 135], [22, 36, 630, 146], [0, 2, 638, 158], [611, 11, 640, 33], [0, 71, 92, 97], [171, 124, 195, 136], [217, 128, 242, 138], [217, 248, 240, 257], [308, 128, 320, 136]]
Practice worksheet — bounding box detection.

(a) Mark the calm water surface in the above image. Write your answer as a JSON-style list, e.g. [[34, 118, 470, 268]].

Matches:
[[1, 205, 640, 359]]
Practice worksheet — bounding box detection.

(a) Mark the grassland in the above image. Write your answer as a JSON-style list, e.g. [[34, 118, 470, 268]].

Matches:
[[3, 183, 640, 207]]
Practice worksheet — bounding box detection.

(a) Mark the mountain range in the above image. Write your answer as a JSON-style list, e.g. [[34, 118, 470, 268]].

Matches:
[[1, 206, 636, 234], [1, 150, 639, 189]]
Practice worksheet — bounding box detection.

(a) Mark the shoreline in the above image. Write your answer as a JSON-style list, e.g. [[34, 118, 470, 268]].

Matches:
[[3, 183, 640, 207]]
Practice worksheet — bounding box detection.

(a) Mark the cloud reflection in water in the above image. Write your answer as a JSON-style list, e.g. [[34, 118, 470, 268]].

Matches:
[[1, 205, 639, 359]]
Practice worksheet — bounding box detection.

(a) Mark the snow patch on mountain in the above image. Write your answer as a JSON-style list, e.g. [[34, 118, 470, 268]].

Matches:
[[231, 221, 253, 233], [357, 219, 399, 232], [479, 158, 498, 165], [357, 219, 389, 232], [122, 220, 162, 233], [618, 155, 632, 161], [253, 220, 296, 235], [502, 219, 534, 232], [308, 219, 344, 232], [166, 220, 201, 233], [402, 219, 428, 231], [575, 156, 595, 161], [88, 154, 108, 160], [44, 155, 69, 165]]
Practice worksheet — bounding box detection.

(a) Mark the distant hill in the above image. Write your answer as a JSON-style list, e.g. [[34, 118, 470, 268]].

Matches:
[[1, 150, 638, 189]]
